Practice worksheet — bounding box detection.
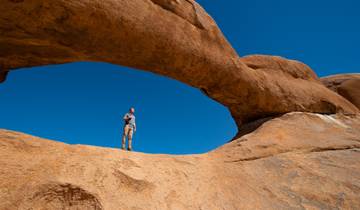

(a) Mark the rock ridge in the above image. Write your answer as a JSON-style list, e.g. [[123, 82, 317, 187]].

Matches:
[[1, 112, 360, 209]]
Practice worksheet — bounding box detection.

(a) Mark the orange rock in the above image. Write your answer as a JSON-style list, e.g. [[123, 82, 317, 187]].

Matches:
[[0, 112, 359, 209], [1, 2, 360, 208], [0, 0, 358, 128], [321, 74, 360, 109]]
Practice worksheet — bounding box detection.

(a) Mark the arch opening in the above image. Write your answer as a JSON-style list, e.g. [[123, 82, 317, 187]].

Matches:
[[0, 62, 237, 154]]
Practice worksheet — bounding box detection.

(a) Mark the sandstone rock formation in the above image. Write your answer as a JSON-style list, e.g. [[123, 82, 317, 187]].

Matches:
[[321, 74, 360, 109], [1, 1, 360, 209], [1, 112, 359, 209], [0, 0, 358, 127]]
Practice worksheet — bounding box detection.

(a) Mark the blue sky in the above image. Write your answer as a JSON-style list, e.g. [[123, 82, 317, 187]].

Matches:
[[0, 0, 359, 154]]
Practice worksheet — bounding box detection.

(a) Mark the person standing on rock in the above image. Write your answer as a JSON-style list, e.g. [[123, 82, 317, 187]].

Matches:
[[122, 107, 136, 151]]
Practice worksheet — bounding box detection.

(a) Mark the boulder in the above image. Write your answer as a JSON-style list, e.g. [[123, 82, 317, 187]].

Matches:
[[321, 74, 360, 109]]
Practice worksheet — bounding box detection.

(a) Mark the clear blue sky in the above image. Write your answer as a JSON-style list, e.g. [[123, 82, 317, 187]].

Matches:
[[0, 0, 359, 154]]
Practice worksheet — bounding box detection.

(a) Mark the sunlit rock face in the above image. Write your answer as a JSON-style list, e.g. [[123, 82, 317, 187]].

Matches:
[[1, 0, 360, 209], [1, 113, 360, 209]]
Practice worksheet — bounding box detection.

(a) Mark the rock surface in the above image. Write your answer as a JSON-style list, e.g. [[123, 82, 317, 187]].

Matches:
[[0, 0, 358, 127], [321, 74, 360, 109], [1, 1, 360, 209], [1, 112, 360, 210]]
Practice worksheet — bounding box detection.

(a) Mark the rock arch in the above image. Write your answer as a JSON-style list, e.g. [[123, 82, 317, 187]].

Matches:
[[0, 0, 358, 131]]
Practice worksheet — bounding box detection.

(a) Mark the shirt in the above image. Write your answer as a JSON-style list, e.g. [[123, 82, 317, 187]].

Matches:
[[124, 113, 136, 128]]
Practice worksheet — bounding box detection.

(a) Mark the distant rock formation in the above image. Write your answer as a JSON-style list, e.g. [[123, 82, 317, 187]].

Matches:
[[1, 112, 359, 209], [321, 74, 360, 109], [0, 0, 358, 128]]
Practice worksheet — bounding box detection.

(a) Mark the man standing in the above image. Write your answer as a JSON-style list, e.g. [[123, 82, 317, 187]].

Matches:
[[122, 107, 136, 151]]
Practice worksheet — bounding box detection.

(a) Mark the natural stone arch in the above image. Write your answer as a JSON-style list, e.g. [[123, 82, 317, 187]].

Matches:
[[0, 0, 358, 132]]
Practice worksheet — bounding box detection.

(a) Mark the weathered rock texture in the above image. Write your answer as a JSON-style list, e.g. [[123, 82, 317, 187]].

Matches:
[[321, 74, 360, 109], [0, 0, 358, 127], [1, 1, 360, 209], [1, 112, 360, 210]]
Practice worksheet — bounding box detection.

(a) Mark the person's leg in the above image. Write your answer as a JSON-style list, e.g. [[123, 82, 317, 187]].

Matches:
[[121, 125, 129, 150], [128, 128, 134, 151]]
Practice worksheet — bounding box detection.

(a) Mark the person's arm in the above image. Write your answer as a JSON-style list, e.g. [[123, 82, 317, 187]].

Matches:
[[123, 114, 129, 120], [132, 121, 136, 132]]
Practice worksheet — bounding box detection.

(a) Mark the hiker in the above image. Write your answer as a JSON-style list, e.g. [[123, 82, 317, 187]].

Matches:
[[122, 107, 136, 151]]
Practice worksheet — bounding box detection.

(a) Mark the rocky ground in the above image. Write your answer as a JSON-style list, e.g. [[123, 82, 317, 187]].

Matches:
[[0, 112, 359, 210]]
